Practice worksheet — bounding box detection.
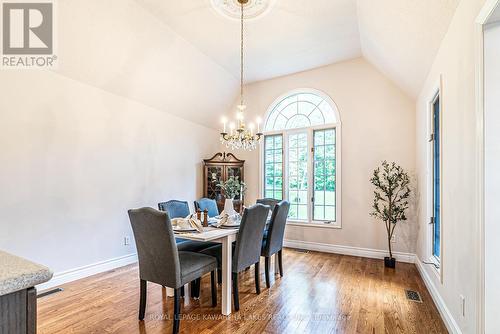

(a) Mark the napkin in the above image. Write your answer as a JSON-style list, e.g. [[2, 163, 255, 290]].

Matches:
[[215, 213, 241, 228], [172, 215, 204, 233], [172, 217, 190, 229], [187, 214, 204, 233]]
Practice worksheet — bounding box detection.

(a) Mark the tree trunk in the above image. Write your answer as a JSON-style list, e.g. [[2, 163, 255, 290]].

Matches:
[[388, 233, 393, 259]]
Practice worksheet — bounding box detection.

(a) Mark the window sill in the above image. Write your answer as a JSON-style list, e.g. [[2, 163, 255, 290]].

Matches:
[[286, 221, 341, 229], [425, 256, 441, 280]]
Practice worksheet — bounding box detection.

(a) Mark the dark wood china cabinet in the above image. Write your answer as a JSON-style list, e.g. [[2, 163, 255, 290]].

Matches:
[[203, 152, 245, 213]]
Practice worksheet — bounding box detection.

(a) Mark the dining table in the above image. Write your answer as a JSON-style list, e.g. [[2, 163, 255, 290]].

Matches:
[[167, 223, 278, 315]]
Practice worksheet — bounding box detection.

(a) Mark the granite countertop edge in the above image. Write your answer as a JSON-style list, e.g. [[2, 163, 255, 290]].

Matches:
[[0, 250, 53, 296]]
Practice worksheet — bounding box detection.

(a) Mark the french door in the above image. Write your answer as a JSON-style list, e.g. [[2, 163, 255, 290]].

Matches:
[[263, 125, 338, 225]]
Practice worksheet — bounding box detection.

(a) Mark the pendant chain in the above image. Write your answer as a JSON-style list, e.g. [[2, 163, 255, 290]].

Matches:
[[240, 1, 244, 107], [219, 1, 262, 151]]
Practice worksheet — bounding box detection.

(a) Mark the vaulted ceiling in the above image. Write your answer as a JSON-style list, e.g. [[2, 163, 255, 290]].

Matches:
[[136, 0, 460, 98], [136, 0, 361, 84], [53, 0, 460, 129], [357, 0, 460, 97]]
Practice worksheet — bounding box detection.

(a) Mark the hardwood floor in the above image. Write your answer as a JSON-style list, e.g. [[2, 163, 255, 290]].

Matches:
[[37, 249, 447, 334]]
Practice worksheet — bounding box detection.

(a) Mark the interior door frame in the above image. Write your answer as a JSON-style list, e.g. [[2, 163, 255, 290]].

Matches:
[[475, 1, 500, 332]]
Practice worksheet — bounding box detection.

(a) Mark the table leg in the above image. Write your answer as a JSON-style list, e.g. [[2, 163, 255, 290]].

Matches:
[[221, 234, 234, 315], [274, 253, 279, 275]]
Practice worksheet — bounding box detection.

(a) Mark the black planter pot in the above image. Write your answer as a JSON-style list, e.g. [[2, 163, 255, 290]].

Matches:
[[384, 257, 396, 268]]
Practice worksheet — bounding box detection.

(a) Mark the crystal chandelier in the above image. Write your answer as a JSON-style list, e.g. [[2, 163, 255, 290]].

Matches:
[[220, 0, 262, 151]]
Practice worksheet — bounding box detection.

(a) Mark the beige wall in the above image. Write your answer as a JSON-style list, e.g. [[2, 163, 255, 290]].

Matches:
[[415, 0, 487, 332], [0, 70, 220, 274], [483, 16, 500, 334], [0, 0, 232, 278], [223, 58, 416, 254]]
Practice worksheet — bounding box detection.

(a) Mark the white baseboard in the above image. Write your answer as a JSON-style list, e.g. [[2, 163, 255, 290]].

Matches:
[[415, 256, 462, 334], [283, 239, 415, 263], [36, 253, 138, 292]]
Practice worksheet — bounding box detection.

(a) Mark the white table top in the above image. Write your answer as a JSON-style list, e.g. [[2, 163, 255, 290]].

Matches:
[[174, 226, 238, 242]]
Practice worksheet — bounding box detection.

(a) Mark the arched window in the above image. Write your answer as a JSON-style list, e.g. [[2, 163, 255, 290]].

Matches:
[[262, 89, 341, 227], [265, 92, 337, 131]]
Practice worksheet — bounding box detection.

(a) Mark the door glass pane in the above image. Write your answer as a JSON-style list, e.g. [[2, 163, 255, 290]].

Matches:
[[313, 128, 336, 221], [288, 132, 308, 220], [432, 96, 441, 259], [263, 135, 283, 201]]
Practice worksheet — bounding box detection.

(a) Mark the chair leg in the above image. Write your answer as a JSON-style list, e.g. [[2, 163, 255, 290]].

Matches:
[[265, 257, 271, 288], [217, 268, 222, 284], [190, 280, 195, 297], [211, 271, 217, 307], [191, 279, 200, 299], [254, 262, 261, 294], [232, 272, 239, 311], [278, 250, 284, 277], [139, 279, 147, 320], [173, 288, 181, 334]]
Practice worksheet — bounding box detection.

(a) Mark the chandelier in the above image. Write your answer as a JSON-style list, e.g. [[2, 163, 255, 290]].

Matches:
[[220, 0, 263, 151]]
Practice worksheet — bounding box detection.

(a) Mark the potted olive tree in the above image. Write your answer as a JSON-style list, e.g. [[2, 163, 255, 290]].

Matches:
[[370, 161, 411, 268]]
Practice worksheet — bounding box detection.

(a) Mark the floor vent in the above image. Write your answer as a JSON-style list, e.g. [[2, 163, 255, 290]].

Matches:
[[405, 289, 422, 303], [292, 248, 309, 253], [37, 288, 63, 298]]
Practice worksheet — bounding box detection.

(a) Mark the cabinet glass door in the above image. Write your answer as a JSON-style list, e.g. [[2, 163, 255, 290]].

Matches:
[[206, 166, 223, 199]]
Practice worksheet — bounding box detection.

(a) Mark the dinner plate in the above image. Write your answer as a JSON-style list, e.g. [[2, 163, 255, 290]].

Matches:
[[219, 225, 240, 229], [219, 222, 241, 228], [173, 227, 197, 233]]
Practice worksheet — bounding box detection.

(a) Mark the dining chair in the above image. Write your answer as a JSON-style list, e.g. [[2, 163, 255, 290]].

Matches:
[[256, 198, 280, 212], [158, 200, 217, 252], [261, 200, 290, 288], [128, 207, 217, 334], [158, 200, 217, 298], [158, 200, 190, 218], [200, 203, 270, 311], [194, 198, 219, 218]]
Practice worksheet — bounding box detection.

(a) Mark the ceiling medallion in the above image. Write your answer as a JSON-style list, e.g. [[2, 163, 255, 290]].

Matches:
[[210, 0, 275, 20]]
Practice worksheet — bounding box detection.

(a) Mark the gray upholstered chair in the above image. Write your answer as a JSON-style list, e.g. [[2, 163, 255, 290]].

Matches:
[[157, 200, 217, 297], [261, 200, 290, 288], [194, 198, 219, 218], [256, 198, 280, 212], [128, 207, 217, 334], [200, 204, 270, 311]]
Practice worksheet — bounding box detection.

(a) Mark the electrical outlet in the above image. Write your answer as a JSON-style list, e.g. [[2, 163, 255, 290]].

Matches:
[[391, 234, 397, 243], [460, 295, 466, 318], [124, 236, 131, 246]]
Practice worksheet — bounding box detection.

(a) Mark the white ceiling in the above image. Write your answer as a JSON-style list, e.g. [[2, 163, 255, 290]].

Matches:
[[52, 0, 460, 130], [135, 0, 460, 98], [136, 0, 362, 83], [487, 4, 500, 24], [357, 0, 460, 97]]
